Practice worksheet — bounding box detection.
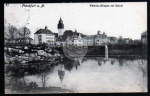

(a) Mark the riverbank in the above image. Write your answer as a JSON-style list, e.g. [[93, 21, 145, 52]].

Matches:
[[5, 86, 73, 94], [5, 75, 73, 94], [5, 44, 147, 57]]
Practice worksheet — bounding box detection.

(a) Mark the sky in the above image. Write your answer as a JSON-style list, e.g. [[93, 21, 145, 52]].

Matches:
[[4, 2, 147, 40]]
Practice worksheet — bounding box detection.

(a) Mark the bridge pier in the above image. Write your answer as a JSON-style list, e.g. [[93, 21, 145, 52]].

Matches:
[[105, 44, 108, 59]]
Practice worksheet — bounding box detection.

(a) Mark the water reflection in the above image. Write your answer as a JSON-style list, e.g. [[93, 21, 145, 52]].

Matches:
[[111, 59, 115, 65], [95, 57, 103, 66], [6, 56, 147, 92], [58, 62, 65, 82], [118, 59, 124, 66], [36, 62, 55, 87]]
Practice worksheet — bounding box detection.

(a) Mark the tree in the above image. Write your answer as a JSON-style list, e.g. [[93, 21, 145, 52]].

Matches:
[[37, 63, 55, 87], [18, 27, 31, 43], [8, 25, 18, 39], [4, 26, 10, 39], [5, 25, 18, 43], [118, 35, 123, 44], [127, 59, 147, 91]]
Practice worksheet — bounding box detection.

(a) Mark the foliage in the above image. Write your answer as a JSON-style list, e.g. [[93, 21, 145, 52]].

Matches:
[[18, 27, 31, 39], [5, 25, 18, 39]]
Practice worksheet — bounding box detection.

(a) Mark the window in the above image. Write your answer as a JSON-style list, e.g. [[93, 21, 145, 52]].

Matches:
[[46, 34, 51, 36], [46, 37, 54, 39]]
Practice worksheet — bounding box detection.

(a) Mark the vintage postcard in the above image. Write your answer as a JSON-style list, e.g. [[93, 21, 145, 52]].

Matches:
[[4, 2, 147, 94]]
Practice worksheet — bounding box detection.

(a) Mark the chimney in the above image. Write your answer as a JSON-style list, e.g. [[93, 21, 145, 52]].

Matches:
[[45, 26, 47, 30]]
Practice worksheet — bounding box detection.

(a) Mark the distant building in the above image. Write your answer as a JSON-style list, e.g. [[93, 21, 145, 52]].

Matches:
[[133, 39, 142, 45], [106, 36, 118, 44], [141, 31, 147, 44], [84, 35, 95, 46], [55, 29, 85, 46], [84, 30, 107, 46], [94, 31, 107, 46], [55, 36, 64, 46], [57, 18, 64, 36], [66, 33, 85, 46], [34, 26, 55, 45], [122, 38, 132, 44]]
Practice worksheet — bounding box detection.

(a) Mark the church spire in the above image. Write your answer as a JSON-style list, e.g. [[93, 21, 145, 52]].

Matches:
[[58, 17, 64, 36], [58, 17, 64, 29]]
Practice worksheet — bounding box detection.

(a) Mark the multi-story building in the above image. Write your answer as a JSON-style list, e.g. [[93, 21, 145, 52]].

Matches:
[[65, 33, 86, 46], [73, 34, 85, 46], [94, 31, 107, 46], [34, 26, 55, 45], [84, 30, 107, 46], [84, 35, 95, 46]]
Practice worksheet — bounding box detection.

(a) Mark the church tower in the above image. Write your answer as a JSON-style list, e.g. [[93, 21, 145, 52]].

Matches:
[[57, 18, 64, 36]]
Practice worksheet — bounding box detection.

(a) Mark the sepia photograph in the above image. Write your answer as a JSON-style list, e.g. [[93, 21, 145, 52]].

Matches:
[[4, 2, 147, 94]]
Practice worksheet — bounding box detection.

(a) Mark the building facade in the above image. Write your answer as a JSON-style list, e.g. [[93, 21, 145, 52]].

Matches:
[[94, 31, 107, 46], [72, 34, 85, 46], [34, 26, 55, 45], [84, 31, 107, 46], [84, 35, 95, 46]]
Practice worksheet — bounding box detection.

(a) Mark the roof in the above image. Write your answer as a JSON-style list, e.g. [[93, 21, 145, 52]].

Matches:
[[34, 29, 53, 34], [54, 33, 58, 37], [56, 36, 64, 41], [84, 35, 95, 39], [58, 18, 64, 29], [123, 38, 131, 40], [107, 36, 117, 40], [71, 35, 78, 38]]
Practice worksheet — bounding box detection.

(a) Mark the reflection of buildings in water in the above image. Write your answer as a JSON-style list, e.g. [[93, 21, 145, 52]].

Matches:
[[73, 60, 80, 70], [64, 61, 74, 71], [118, 59, 124, 66], [96, 57, 116, 65], [58, 64, 65, 82], [103, 59, 107, 64], [63, 60, 81, 71], [98, 60, 103, 66], [81, 57, 88, 63], [96, 57, 103, 66], [111, 59, 116, 65]]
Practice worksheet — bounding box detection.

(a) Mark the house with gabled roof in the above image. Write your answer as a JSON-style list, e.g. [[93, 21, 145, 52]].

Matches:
[[34, 26, 55, 45]]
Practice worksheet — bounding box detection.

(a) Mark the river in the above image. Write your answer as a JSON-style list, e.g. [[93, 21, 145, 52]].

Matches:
[[20, 56, 147, 93]]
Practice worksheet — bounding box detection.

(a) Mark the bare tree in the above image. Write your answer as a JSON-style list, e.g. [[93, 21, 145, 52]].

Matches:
[[18, 27, 31, 43], [5, 25, 18, 43], [8, 25, 18, 39], [41, 71, 47, 87], [126, 59, 147, 91], [37, 64, 55, 87]]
